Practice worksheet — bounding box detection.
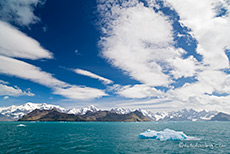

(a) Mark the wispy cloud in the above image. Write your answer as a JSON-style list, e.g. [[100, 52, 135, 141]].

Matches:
[[0, 1, 108, 100], [54, 85, 108, 100], [0, 55, 108, 100], [0, 21, 53, 60], [109, 84, 163, 99], [0, 0, 43, 26], [3, 96, 9, 100], [0, 55, 67, 88], [0, 82, 34, 97], [74, 49, 81, 55], [74, 69, 113, 85], [0, 80, 9, 85]]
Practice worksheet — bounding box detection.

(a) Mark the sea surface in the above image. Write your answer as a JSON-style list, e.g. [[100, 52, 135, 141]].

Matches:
[[0, 121, 229, 154]]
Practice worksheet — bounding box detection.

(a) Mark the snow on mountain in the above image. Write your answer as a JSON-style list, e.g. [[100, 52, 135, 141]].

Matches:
[[67, 105, 99, 115], [0, 102, 66, 120], [110, 107, 218, 121], [156, 109, 218, 121], [110, 107, 165, 121], [151, 111, 168, 121], [111, 108, 133, 114], [136, 109, 158, 121], [0, 102, 219, 121]]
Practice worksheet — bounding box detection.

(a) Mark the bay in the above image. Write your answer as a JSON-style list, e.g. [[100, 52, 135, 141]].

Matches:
[[0, 121, 229, 154]]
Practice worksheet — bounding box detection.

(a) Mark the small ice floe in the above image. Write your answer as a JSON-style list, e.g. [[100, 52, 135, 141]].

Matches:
[[139, 128, 198, 141], [17, 124, 26, 127]]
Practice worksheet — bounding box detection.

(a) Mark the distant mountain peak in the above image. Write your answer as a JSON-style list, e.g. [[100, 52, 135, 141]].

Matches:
[[88, 105, 98, 110], [211, 112, 230, 121], [67, 105, 99, 115], [0, 102, 224, 121], [0, 102, 66, 120]]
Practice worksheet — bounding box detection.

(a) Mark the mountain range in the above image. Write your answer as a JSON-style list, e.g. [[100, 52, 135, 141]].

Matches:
[[19, 108, 149, 122], [0, 102, 229, 121], [0, 103, 66, 120]]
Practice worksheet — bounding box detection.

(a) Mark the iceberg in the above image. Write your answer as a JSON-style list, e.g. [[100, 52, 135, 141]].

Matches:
[[17, 124, 26, 127], [139, 129, 190, 141]]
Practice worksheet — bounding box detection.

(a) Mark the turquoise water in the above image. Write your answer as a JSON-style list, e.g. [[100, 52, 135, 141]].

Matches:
[[0, 121, 229, 154]]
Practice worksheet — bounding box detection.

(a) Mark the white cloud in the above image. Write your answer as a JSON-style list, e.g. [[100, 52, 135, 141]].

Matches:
[[0, 21, 53, 60], [113, 84, 164, 99], [0, 83, 34, 97], [3, 96, 9, 100], [0, 55, 67, 88], [97, 0, 230, 112], [168, 56, 199, 79], [0, 0, 43, 26], [74, 69, 113, 84], [53, 85, 108, 100], [166, 0, 230, 69], [161, 0, 230, 106], [98, 0, 198, 86], [0, 80, 9, 85], [0, 55, 108, 100], [0, 0, 107, 101]]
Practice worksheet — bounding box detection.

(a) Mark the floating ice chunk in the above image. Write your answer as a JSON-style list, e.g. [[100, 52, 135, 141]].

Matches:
[[17, 124, 26, 127], [139, 129, 189, 141]]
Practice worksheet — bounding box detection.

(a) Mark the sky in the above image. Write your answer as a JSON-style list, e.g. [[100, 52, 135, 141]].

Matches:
[[0, 0, 230, 113]]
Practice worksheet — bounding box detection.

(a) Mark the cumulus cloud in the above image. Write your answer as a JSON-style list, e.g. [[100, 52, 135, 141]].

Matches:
[[166, 0, 230, 69], [163, 0, 230, 103], [0, 21, 53, 59], [0, 0, 43, 26], [97, 0, 230, 112], [0, 82, 34, 97], [74, 69, 113, 84], [98, 0, 198, 86]]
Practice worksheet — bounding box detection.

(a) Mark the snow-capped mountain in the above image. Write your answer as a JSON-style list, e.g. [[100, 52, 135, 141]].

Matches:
[[159, 109, 218, 121], [111, 108, 159, 120], [0, 102, 66, 119], [67, 105, 99, 115], [111, 108, 133, 114], [110, 108, 218, 121], [0, 102, 219, 121]]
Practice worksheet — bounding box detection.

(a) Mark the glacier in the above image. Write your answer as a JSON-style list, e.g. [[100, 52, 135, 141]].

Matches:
[[139, 129, 196, 141]]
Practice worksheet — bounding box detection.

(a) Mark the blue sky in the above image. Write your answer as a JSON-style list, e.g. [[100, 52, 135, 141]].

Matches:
[[0, 0, 230, 112]]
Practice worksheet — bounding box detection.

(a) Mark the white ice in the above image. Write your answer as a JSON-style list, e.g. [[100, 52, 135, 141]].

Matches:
[[17, 124, 26, 127], [139, 128, 196, 141]]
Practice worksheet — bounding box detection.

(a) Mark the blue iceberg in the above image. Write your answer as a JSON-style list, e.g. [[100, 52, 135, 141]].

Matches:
[[139, 129, 191, 141]]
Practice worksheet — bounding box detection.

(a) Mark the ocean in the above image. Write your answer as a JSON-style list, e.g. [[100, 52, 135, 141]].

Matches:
[[0, 121, 229, 154]]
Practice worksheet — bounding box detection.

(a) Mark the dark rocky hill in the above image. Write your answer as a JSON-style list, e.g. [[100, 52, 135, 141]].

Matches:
[[211, 112, 230, 121], [19, 108, 149, 122]]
